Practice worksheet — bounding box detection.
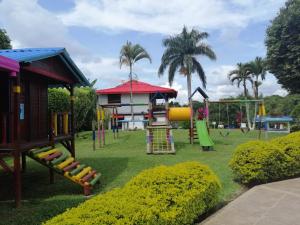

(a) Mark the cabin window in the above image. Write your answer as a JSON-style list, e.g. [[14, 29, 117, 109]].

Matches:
[[108, 94, 121, 104]]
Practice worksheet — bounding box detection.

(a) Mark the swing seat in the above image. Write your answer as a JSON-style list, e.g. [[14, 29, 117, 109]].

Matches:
[[240, 123, 247, 128], [219, 130, 230, 137], [218, 124, 224, 129], [240, 123, 250, 133]]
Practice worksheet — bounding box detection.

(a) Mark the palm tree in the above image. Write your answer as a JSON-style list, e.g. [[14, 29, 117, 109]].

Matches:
[[158, 26, 216, 106], [246, 57, 266, 99], [228, 63, 253, 128], [245, 57, 266, 129], [228, 63, 253, 97], [119, 41, 152, 125]]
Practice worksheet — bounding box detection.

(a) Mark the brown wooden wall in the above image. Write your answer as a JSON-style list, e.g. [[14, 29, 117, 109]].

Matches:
[[20, 72, 48, 142]]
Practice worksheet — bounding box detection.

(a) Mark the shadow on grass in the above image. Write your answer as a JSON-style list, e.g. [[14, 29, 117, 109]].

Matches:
[[0, 197, 84, 225], [0, 157, 128, 202]]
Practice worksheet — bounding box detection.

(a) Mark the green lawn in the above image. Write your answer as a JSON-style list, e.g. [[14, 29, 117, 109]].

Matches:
[[0, 129, 283, 225]]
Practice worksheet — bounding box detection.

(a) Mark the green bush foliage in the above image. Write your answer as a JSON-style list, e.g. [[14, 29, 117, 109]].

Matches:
[[270, 132, 300, 176], [291, 124, 300, 133], [48, 88, 70, 112], [44, 162, 221, 225], [230, 132, 300, 185]]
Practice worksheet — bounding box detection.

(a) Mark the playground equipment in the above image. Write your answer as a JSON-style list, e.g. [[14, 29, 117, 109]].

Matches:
[[52, 112, 70, 137], [97, 108, 106, 148], [209, 99, 265, 136], [146, 93, 175, 154], [218, 104, 230, 137], [0, 48, 91, 207], [195, 119, 214, 150], [95, 103, 149, 148], [168, 107, 191, 121], [27, 147, 101, 195]]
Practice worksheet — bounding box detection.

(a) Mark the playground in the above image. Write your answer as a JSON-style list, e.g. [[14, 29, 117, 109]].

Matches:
[[0, 2, 299, 224], [0, 129, 284, 225]]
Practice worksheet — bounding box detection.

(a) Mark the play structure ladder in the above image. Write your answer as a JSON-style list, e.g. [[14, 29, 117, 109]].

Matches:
[[146, 125, 175, 154], [27, 147, 101, 195]]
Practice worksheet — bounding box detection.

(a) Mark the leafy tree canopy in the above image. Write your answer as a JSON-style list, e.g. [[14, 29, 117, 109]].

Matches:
[[0, 29, 12, 49], [265, 0, 300, 93]]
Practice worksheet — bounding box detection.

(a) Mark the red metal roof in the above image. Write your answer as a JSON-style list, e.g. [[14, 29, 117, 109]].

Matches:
[[96, 80, 177, 98]]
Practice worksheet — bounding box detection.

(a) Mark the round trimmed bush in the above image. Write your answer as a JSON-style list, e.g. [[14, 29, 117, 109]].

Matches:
[[229, 140, 291, 185], [270, 132, 300, 177], [44, 162, 221, 225]]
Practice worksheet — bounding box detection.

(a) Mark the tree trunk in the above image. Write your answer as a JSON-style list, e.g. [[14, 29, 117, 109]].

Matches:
[[243, 80, 251, 128], [129, 64, 134, 129], [251, 77, 259, 130], [187, 74, 193, 144]]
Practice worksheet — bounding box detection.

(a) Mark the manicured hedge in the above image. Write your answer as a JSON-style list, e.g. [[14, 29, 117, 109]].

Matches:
[[230, 132, 300, 185], [44, 162, 221, 225], [270, 132, 300, 176]]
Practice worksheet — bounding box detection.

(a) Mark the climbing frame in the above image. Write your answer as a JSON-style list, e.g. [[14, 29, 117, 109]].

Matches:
[[146, 125, 175, 154]]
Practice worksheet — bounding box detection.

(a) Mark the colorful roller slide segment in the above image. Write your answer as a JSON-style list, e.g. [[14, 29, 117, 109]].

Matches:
[[27, 147, 101, 195], [56, 157, 74, 169], [195, 119, 214, 148], [37, 149, 58, 159]]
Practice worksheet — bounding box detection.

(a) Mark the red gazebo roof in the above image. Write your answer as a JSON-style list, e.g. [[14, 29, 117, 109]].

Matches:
[[96, 80, 177, 98]]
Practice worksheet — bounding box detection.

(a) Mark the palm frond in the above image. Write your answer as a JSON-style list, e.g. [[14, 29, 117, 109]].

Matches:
[[168, 58, 182, 86], [192, 57, 206, 88]]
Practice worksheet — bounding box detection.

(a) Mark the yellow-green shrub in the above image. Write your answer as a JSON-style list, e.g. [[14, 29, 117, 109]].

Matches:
[[270, 131, 300, 176], [229, 141, 291, 185], [230, 132, 300, 185], [44, 162, 221, 225]]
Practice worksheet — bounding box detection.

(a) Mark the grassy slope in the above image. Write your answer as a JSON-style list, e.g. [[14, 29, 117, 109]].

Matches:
[[0, 129, 283, 225]]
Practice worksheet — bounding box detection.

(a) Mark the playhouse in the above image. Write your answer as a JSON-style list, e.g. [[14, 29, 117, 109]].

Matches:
[[0, 48, 101, 207], [96, 80, 177, 130]]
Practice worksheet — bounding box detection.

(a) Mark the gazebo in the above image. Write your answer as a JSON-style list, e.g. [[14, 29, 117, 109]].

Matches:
[[256, 116, 293, 133]]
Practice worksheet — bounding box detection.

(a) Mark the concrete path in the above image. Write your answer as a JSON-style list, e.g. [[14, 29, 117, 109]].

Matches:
[[201, 178, 300, 225]]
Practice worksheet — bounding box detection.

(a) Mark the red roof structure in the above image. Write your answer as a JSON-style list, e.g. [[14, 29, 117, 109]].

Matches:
[[96, 80, 177, 98]]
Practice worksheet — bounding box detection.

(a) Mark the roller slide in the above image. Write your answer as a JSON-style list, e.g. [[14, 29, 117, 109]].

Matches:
[[26, 147, 101, 195], [195, 120, 214, 147]]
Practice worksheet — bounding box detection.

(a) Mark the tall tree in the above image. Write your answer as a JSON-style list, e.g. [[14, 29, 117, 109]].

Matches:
[[246, 57, 266, 99], [228, 63, 253, 128], [119, 41, 151, 124], [245, 57, 267, 129], [0, 29, 12, 49], [228, 63, 253, 98], [158, 26, 216, 107], [266, 0, 300, 93]]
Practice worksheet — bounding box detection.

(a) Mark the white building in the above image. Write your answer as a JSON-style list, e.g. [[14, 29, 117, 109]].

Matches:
[[96, 80, 177, 130]]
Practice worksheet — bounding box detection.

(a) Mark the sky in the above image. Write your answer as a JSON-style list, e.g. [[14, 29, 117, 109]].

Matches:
[[0, 0, 288, 103]]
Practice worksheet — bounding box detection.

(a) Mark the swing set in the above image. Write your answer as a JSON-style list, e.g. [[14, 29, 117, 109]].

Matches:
[[209, 99, 264, 137]]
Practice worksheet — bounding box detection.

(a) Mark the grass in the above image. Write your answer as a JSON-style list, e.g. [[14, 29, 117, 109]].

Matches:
[[0, 129, 283, 225]]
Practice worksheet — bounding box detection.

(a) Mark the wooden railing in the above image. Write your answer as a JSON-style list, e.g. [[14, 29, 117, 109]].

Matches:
[[51, 112, 71, 138]]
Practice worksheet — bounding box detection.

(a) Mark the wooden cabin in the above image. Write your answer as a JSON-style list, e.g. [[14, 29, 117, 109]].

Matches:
[[0, 48, 89, 207]]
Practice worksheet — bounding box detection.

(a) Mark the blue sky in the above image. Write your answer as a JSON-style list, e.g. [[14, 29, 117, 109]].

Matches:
[[0, 0, 287, 102]]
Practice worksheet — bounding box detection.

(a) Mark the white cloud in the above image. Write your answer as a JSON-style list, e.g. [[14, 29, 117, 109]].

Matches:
[[162, 65, 287, 104], [0, 0, 287, 102], [0, 0, 86, 56], [59, 0, 284, 34]]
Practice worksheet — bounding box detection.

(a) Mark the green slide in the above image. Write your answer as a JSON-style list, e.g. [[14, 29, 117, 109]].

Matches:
[[195, 120, 214, 148]]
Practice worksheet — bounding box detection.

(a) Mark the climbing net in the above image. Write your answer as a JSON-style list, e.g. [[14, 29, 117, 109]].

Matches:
[[146, 125, 175, 154]]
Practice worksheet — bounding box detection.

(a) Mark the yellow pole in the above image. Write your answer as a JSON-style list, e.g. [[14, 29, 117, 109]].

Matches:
[[53, 112, 58, 136], [63, 112, 69, 135]]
